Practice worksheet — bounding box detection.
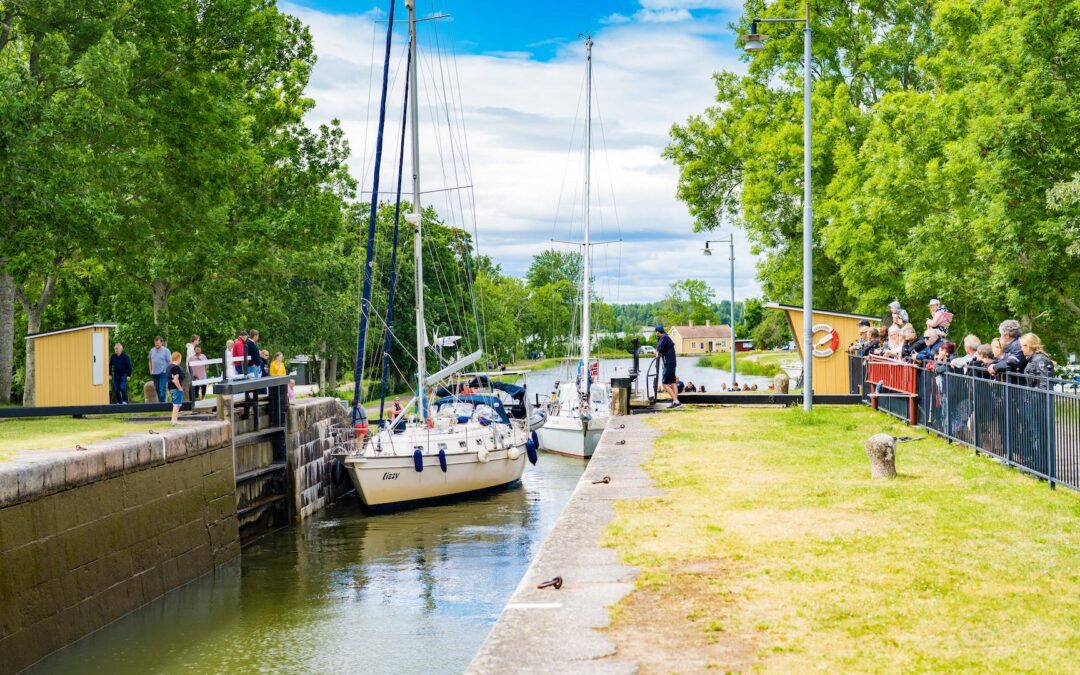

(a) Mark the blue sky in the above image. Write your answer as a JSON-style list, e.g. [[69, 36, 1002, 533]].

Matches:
[[283, 0, 758, 303]]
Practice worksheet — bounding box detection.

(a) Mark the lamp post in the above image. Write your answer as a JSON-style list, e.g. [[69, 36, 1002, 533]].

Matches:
[[742, 1, 813, 411], [703, 237, 736, 388]]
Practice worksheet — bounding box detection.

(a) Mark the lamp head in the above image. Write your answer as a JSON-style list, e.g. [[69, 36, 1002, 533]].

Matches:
[[742, 20, 766, 53], [702, 242, 713, 256]]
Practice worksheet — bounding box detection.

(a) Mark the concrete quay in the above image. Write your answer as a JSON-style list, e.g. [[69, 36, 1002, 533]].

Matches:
[[468, 414, 661, 674]]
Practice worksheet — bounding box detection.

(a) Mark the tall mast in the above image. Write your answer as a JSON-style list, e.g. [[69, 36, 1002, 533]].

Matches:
[[406, 0, 427, 421], [580, 35, 593, 395]]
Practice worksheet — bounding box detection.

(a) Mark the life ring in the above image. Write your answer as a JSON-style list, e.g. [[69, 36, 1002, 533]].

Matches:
[[811, 323, 840, 358]]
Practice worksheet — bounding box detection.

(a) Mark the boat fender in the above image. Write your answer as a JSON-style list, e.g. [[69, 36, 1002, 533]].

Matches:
[[530, 431, 540, 448], [525, 438, 538, 466], [413, 448, 424, 473], [438, 448, 448, 473], [508, 445, 523, 461], [330, 458, 345, 485], [477, 447, 490, 463], [457, 415, 470, 424]]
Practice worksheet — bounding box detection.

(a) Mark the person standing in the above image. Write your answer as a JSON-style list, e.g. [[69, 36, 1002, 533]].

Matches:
[[655, 325, 681, 408], [989, 320, 1026, 380], [231, 330, 248, 378], [189, 345, 209, 400], [167, 351, 185, 425], [148, 336, 171, 403], [245, 330, 263, 379], [184, 334, 200, 401], [269, 352, 286, 377], [109, 343, 133, 404]]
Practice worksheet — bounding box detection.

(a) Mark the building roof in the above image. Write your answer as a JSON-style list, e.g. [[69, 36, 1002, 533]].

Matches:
[[763, 303, 880, 321], [671, 324, 732, 339], [25, 323, 118, 341]]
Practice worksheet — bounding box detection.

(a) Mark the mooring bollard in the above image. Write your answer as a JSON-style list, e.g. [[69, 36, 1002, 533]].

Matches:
[[865, 433, 897, 479]]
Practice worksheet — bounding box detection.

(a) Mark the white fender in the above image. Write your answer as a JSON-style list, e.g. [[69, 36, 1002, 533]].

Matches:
[[477, 447, 490, 463], [507, 446, 523, 460]]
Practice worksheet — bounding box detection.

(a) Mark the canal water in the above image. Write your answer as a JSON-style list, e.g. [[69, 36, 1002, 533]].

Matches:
[[526, 356, 779, 396], [31, 453, 585, 674]]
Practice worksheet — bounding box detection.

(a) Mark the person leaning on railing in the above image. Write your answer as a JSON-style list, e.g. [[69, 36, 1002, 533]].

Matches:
[[988, 320, 1026, 380], [1020, 333, 1055, 389], [950, 335, 982, 372], [900, 324, 919, 359]]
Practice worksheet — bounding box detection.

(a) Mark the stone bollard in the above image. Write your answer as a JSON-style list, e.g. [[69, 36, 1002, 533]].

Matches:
[[865, 433, 897, 479], [773, 372, 790, 394], [143, 380, 159, 404]]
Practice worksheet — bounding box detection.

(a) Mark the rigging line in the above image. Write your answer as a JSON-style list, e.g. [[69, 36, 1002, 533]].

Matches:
[[592, 78, 624, 307], [358, 18, 381, 200], [442, 9, 492, 355], [358, 185, 476, 197], [353, 0, 399, 422], [431, 18, 486, 357], [550, 68, 588, 243], [379, 38, 412, 423]]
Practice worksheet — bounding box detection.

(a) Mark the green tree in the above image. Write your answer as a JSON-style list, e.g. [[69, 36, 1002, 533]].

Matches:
[[659, 279, 718, 328]]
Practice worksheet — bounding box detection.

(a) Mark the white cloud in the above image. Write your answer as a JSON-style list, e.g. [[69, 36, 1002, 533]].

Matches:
[[283, 3, 757, 303]]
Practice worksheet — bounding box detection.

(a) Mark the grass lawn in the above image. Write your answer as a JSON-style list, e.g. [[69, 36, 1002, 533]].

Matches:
[[699, 350, 798, 378], [0, 417, 141, 462], [604, 405, 1080, 672]]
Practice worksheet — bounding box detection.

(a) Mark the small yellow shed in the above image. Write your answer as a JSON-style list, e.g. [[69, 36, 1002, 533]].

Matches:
[[764, 304, 878, 395], [25, 323, 117, 407]]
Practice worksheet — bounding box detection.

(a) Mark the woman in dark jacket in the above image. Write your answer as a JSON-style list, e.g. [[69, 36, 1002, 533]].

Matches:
[[1018, 333, 1055, 472]]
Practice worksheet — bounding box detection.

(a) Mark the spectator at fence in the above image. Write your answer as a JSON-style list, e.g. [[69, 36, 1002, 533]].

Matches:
[[951, 335, 982, 371], [270, 352, 286, 377], [926, 299, 953, 337], [881, 324, 904, 359], [974, 344, 995, 376], [850, 320, 872, 354], [225, 340, 236, 378], [246, 330, 264, 379], [1020, 333, 1055, 387], [260, 349, 270, 377], [232, 331, 248, 378], [149, 336, 170, 403], [109, 343, 133, 404], [190, 346, 209, 401], [889, 300, 910, 326], [989, 320, 1026, 377], [860, 327, 883, 357], [168, 351, 185, 425], [185, 334, 200, 364], [914, 328, 943, 362], [900, 324, 919, 359]]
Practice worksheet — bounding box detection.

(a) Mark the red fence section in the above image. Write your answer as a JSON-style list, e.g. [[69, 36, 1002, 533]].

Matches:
[[867, 357, 918, 395]]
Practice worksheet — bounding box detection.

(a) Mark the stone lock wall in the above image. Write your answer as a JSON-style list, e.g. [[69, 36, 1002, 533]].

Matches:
[[0, 423, 239, 674], [288, 397, 350, 521]]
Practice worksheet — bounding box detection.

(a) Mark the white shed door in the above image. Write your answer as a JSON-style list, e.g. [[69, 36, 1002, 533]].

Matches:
[[92, 332, 105, 385]]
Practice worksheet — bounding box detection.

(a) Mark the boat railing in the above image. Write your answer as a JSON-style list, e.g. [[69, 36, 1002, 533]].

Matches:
[[330, 425, 361, 455]]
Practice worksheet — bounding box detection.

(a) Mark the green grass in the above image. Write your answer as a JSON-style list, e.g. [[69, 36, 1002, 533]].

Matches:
[[605, 406, 1080, 671], [698, 350, 796, 378], [0, 417, 141, 462]]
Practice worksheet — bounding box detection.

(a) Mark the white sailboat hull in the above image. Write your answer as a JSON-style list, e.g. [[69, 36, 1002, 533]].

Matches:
[[340, 423, 529, 507], [537, 413, 608, 459]]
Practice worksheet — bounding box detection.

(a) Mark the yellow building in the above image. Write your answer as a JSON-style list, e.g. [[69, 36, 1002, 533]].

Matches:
[[670, 321, 732, 355], [765, 303, 878, 395], [25, 323, 117, 407]]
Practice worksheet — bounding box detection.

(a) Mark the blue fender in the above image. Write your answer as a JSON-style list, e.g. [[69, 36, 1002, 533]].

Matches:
[[413, 448, 424, 473], [526, 438, 538, 466], [438, 448, 448, 473], [531, 431, 540, 448]]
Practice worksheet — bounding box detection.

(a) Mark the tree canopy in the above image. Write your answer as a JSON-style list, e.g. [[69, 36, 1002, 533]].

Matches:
[[665, 0, 1080, 357]]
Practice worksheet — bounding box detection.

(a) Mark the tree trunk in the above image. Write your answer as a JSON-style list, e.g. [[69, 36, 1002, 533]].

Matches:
[[150, 277, 170, 327], [14, 274, 57, 407], [0, 273, 13, 402], [327, 354, 339, 394], [318, 343, 326, 394], [865, 434, 897, 479]]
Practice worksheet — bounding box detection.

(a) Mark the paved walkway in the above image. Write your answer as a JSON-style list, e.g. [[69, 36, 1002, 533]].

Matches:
[[467, 414, 661, 674]]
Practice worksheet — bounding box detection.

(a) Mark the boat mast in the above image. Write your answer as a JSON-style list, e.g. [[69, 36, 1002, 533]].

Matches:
[[580, 35, 593, 396], [406, 0, 427, 421]]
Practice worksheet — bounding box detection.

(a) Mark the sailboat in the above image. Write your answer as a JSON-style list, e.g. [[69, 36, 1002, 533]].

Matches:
[[536, 36, 613, 460], [332, 0, 537, 508]]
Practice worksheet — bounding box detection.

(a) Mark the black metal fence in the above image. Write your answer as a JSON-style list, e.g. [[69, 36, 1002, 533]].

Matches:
[[852, 355, 1080, 492]]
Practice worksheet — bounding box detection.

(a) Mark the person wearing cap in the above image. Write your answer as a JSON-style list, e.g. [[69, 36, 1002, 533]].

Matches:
[[654, 325, 681, 408], [926, 298, 953, 337], [850, 319, 872, 354]]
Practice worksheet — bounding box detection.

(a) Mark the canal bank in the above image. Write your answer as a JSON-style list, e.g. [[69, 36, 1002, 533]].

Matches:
[[468, 414, 661, 674]]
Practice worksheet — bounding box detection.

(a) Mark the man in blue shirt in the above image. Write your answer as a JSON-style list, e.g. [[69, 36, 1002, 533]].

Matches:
[[655, 325, 681, 408], [109, 343, 133, 404]]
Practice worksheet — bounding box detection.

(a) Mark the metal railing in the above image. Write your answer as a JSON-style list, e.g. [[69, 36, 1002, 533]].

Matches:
[[852, 354, 1080, 492]]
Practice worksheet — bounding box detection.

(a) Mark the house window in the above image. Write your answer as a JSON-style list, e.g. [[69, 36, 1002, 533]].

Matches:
[[691, 341, 696, 348]]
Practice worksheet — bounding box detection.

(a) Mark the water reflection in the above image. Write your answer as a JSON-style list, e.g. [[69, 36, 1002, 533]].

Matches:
[[32, 455, 583, 675]]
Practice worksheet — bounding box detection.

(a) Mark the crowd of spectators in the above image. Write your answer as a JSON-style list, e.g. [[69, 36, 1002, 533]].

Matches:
[[849, 300, 1056, 388]]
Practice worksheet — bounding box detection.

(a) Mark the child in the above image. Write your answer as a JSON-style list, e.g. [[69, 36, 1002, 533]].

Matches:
[[168, 351, 185, 425], [259, 349, 271, 378], [270, 352, 286, 377], [287, 379, 296, 403]]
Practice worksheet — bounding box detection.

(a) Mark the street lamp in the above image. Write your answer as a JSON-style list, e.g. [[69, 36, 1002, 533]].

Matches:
[[742, 2, 814, 411], [703, 238, 736, 388]]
